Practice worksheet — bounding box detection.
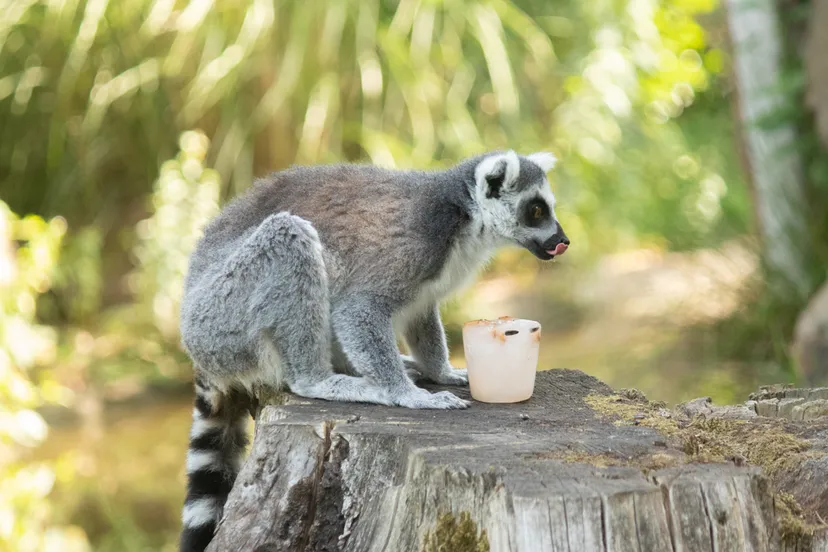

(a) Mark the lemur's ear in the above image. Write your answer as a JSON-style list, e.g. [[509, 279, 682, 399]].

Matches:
[[475, 151, 520, 199], [527, 152, 557, 173]]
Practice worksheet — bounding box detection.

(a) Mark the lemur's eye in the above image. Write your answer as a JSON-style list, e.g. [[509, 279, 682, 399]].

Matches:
[[532, 205, 543, 219]]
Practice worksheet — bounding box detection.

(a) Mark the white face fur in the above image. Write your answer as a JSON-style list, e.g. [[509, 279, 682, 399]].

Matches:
[[472, 150, 568, 261]]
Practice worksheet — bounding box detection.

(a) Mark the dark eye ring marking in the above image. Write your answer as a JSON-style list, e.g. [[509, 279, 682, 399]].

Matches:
[[522, 196, 551, 228]]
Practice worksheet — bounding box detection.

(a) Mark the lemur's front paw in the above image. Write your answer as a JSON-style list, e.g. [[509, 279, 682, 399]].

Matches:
[[432, 368, 468, 386], [396, 388, 469, 409]]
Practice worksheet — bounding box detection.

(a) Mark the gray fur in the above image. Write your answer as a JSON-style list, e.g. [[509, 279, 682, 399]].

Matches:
[[177, 150, 568, 551], [180, 150, 567, 410]]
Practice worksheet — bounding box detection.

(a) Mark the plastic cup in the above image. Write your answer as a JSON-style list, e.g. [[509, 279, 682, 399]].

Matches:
[[462, 317, 541, 403]]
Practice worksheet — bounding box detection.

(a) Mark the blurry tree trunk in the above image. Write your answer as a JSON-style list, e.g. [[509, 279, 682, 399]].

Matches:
[[725, 0, 814, 300], [793, 1, 828, 384], [805, 0, 828, 149], [793, 281, 828, 384]]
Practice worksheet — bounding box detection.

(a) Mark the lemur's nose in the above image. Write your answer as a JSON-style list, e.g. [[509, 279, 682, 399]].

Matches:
[[562, 236, 570, 246]]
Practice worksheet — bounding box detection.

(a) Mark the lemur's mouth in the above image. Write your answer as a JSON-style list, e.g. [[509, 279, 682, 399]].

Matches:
[[546, 243, 568, 257], [526, 240, 568, 261]]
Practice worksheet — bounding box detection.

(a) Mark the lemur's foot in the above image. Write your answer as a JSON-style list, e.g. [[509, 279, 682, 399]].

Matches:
[[430, 368, 468, 386], [395, 388, 469, 409], [291, 374, 394, 406], [401, 355, 469, 387]]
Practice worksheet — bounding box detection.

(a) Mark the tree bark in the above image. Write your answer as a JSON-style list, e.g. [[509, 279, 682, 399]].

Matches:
[[208, 369, 828, 552], [725, 0, 814, 300]]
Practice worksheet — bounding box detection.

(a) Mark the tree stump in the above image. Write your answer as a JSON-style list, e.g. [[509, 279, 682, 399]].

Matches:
[[208, 370, 828, 552]]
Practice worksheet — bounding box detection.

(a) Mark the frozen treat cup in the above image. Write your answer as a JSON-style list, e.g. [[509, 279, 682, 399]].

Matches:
[[462, 317, 541, 403]]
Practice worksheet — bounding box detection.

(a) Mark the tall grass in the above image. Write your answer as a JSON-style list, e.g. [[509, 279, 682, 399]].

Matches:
[[1, 0, 740, 256]]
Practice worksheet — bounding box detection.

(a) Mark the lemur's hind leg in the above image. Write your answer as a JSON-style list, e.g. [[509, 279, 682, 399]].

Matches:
[[232, 213, 392, 405]]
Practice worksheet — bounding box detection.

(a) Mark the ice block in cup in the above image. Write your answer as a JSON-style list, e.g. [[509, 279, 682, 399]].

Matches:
[[462, 317, 541, 403]]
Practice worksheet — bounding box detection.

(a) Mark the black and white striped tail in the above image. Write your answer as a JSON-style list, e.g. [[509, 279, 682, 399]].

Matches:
[[180, 380, 250, 552]]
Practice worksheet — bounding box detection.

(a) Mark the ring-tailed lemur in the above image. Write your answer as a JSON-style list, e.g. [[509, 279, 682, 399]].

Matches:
[[178, 150, 569, 551]]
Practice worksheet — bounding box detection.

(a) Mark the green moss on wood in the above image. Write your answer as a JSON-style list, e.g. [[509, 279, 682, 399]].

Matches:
[[583, 391, 814, 473], [584, 391, 678, 435], [526, 449, 682, 472], [584, 390, 826, 541], [776, 491, 820, 545], [422, 511, 489, 552]]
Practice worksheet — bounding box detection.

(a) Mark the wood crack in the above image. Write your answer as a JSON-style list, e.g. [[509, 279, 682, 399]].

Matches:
[[659, 482, 677, 552], [297, 420, 334, 552], [698, 482, 717, 552]]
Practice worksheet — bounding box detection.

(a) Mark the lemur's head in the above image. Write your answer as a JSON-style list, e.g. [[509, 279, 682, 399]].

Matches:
[[473, 150, 569, 260]]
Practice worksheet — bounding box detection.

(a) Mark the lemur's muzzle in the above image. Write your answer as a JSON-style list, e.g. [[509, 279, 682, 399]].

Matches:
[[541, 226, 569, 257]]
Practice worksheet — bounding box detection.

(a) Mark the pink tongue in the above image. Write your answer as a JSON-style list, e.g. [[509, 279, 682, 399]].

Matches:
[[547, 243, 568, 256]]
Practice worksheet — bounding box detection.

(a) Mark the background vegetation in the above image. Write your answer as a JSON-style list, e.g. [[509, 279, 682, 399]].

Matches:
[[1, 0, 825, 549]]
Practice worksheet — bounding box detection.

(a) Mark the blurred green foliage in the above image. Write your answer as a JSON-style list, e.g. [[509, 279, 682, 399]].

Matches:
[[130, 130, 221, 340], [0, 203, 90, 551], [0, 0, 769, 549], [2, 0, 745, 260]]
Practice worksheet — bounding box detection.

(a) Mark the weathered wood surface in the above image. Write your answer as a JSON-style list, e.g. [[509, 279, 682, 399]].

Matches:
[[208, 370, 828, 552], [750, 385, 828, 421]]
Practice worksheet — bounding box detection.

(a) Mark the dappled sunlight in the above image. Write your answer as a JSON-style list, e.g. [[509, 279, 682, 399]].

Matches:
[[131, 130, 220, 340], [0, 204, 90, 550]]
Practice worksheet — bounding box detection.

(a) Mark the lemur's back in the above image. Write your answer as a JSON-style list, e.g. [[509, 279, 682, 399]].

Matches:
[[187, 163, 474, 297]]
